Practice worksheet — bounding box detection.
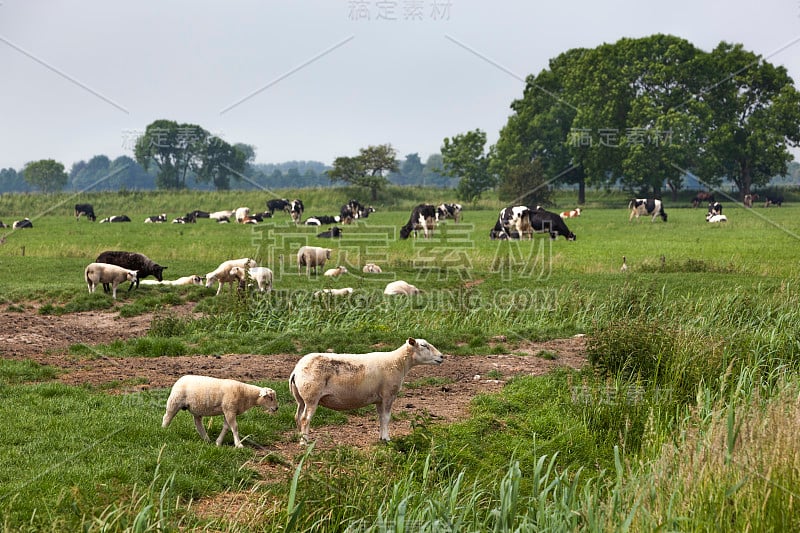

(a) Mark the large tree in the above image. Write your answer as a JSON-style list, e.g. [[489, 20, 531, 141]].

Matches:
[[134, 119, 208, 189], [327, 144, 398, 200], [23, 159, 68, 193], [441, 129, 494, 202], [194, 138, 250, 190]]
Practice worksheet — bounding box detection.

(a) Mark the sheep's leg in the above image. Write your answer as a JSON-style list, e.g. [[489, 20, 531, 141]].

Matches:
[[219, 412, 243, 448], [161, 406, 179, 428], [298, 402, 319, 444], [193, 415, 211, 442], [377, 400, 394, 442], [111, 284, 118, 300], [215, 281, 224, 296]]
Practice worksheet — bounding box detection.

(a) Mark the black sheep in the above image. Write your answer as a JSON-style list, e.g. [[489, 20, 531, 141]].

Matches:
[[95, 250, 167, 291]]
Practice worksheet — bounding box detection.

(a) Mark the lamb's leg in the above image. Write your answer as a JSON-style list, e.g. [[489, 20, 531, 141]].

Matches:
[[220, 412, 243, 448], [377, 399, 394, 442], [193, 415, 211, 442], [216, 416, 231, 446]]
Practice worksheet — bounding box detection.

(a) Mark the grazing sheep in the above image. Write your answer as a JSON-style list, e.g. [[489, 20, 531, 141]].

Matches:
[[290, 338, 444, 443], [205, 258, 257, 295], [162, 375, 278, 448], [313, 287, 354, 298], [384, 280, 421, 296], [139, 275, 204, 286], [95, 250, 167, 290], [323, 265, 348, 277], [85, 262, 138, 299], [297, 246, 332, 276], [362, 263, 382, 274], [230, 266, 273, 292]]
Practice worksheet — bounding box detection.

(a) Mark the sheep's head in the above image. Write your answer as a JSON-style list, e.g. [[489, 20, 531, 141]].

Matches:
[[127, 270, 138, 283], [408, 338, 444, 366], [325, 249, 332, 259], [257, 387, 279, 413], [204, 273, 217, 288]]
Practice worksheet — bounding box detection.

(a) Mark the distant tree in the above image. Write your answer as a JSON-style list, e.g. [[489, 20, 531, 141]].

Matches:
[[401, 153, 424, 182], [23, 159, 68, 192], [328, 144, 398, 200], [70, 155, 111, 191], [497, 159, 552, 207], [269, 169, 284, 184], [194, 137, 247, 190], [0, 167, 30, 193], [286, 168, 301, 183], [134, 119, 208, 189], [441, 129, 494, 201], [110, 156, 155, 190]]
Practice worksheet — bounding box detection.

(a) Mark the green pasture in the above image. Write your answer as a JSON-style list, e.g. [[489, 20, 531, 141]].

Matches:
[[2, 190, 800, 530]]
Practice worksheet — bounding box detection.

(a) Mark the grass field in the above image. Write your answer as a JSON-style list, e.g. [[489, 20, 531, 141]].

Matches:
[[2, 189, 800, 530]]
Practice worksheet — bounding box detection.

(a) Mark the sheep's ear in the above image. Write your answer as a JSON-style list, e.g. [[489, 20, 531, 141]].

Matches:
[[407, 337, 417, 346]]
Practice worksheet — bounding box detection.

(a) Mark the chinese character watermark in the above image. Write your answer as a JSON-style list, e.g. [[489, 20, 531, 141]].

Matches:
[[567, 128, 673, 148], [347, 0, 452, 21]]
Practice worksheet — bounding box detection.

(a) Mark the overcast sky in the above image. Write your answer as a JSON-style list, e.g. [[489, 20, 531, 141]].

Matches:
[[2, 0, 799, 171]]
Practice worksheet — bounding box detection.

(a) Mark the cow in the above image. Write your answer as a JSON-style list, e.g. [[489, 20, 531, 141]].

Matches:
[[496, 206, 535, 239], [144, 213, 167, 223], [75, 203, 96, 222], [628, 199, 667, 222], [559, 208, 581, 219], [99, 215, 131, 223], [399, 204, 437, 239], [267, 198, 291, 214], [743, 194, 758, 208], [436, 203, 462, 223], [340, 200, 375, 224], [289, 199, 304, 224], [317, 227, 342, 238], [186, 210, 210, 219], [708, 202, 723, 216], [764, 195, 784, 207], [691, 192, 715, 208], [531, 207, 576, 240], [12, 218, 33, 229], [305, 215, 340, 226]]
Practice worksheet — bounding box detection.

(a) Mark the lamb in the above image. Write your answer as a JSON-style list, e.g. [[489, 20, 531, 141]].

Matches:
[[323, 265, 348, 277], [162, 375, 278, 448], [205, 258, 257, 295], [139, 275, 204, 286], [384, 280, 421, 296], [84, 262, 138, 299], [229, 266, 273, 292], [95, 250, 167, 290], [297, 246, 332, 276], [362, 263, 382, 274], [313, 287, 354, 298], [289, 338, 444, 443]]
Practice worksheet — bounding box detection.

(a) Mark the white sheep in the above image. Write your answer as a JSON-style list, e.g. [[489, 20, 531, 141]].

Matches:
[[162, 375, 278, 448], [323, 265, 348, 277], [290, 338, 443, 443], [85, 262, 138, 299], [297, 246, 332, 276], [362, 263, 382, 273], [313, 287, 354, 298], [235, 207, 250, 223], [230, 266, 273, 292], [205, 258, 257, 295], [209, 210, 234, 221], [140, 275, 204, 286], [383, 280, 421, 296]]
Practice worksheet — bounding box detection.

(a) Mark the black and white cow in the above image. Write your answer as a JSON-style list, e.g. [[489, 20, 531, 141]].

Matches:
[[12, 218, 33, 229], [764, 195, 784, 207], [340, 200, 375, 223], [436, 203, 463, 223], [317, 226, 342, 238], [399, 204, 437, 239], [708, 202, 723, 216], [305, 215, 340, 226], [628, 199, 667, 222], [497, 206, 535, 239], [267, 198, 291, 214], [289, 199, 304, 224], [144, 213, 167, 223], [249, 211, 273, 222], [99, 215, 132, 223], [530, 207, 576, 240], [75, 203, 96, 222]]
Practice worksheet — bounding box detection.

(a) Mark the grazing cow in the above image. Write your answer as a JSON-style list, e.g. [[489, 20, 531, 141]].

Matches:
[[628, 199, 667, 222], [400, 204, 437, 239], [531, 207, 576, 240], [340, 200, 375, 223], [267, 198, 291, 214], [144, 213, 167, 223], [691, 191, 715, 208], [708, 202, 722, 216], [289, 200, 304, 224], [74, 203, 96, 222], [497, 206, 535, 239], [99, 215, 131, 223], [12, 218, 33, 229], [436, 203, 463, 223], [96, 250, 167, 290], [559, 208, 581, 219], [764, 195, 784, 207], [317, 226, 342, 238]]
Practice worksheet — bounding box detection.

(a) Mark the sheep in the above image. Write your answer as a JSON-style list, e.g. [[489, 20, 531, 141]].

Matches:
[[139, 275, 204, 286], [229, 266, 273, 292], [235, 207, 250, 223], [362, 263, 382, 274], [85, 262, 138, 299], [95, 250, 167, 290], [162, 375, 278, 448], [289, 338, 444, 443], [205, 258, 257, 295], [313, 287, 354, 298], [297, 246, 332, 276], [209, 210, 234, 221], [384, 280, 421, 296], [323, 265, 348, 278]]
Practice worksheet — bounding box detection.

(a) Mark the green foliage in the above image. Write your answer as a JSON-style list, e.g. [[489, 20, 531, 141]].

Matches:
[[23, 159, 68, 193], [327, 144, 399, 201], [441, 129, 495, 202], [0, 359, 58, 384]]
